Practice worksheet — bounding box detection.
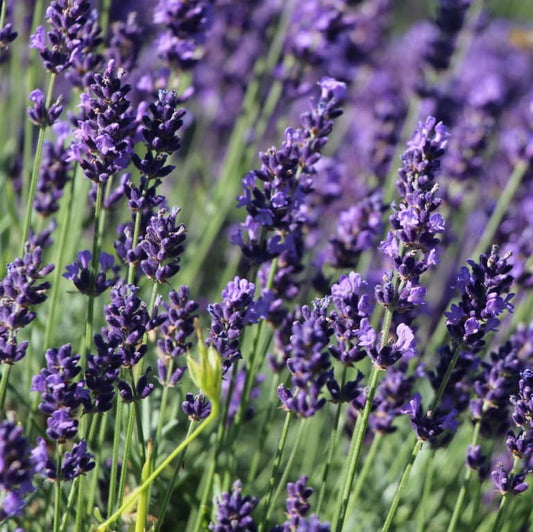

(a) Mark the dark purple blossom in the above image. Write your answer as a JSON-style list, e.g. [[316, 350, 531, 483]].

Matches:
[[117, 367, 154, 402], [328, 272, 373, 365], [138, 207, 187, 283], [445, 246, 514, 353], [102, 282, 166, 370], [154, 0, 214, 70], [69, 60, 134, 184], [272, 476, 330, 532], [85, 334, 122, 413], [182, 393, 211, 421], [209, 479, 258, 532], [328, 193, 384, 268], [511, 369, 533, 429], [278, 299, 333, 418], [401, 393, 459, 444], [491, 462, 529, 495], [0, 421, 35, 520], [63, 250, 119, 297], [106, 12, 144, 71], [466, 444, 489, 480], [60, 439, 95, 480], [376, 116, 449, 313], [234, 78, 346, 302], [30, 0, 92, 74], [0, 244, 54, 365], [208, 277, 260, 373], [27, 89, 64, 128], [34, 123, 72, 216], [132, 89, 185, 180], [0, 22, 17, 64], [221, 368, 263, 426]]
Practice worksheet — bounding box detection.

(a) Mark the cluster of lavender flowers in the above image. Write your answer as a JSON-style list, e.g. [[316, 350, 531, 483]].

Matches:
[[2, 1, 533, 531]]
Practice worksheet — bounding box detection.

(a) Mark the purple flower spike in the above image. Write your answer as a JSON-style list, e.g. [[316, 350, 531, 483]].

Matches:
[[61, 440, 95, 480], [209, 479, 258, 532], [377, 116, 448, 314], [27, 89, 64, 128], [182, 393, 211, 421], [491, 463, 529, 495], [70, 60, 134, 184], [63, 250, 119, 296], [0, 421, 36, 520], [446, 246, 514, 353]]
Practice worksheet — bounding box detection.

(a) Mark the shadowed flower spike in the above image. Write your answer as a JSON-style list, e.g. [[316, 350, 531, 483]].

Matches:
[[63, 250, 119, 296], [367, 323, 415, 369], [401, 392, 459, 444], [0, 421, 36, 520], [491, 462, 529, 495], [27, 89, 63, 128], [209, 479, 258, 532], [446, 245, 514, 353], [182, 392, 211, 421]]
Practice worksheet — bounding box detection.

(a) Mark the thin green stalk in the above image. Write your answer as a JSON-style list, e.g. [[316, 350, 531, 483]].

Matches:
[[259, 411, 293, 532], [248, 372, 281, 482], [0, 364, 11, 416], [21, 73, 57, 250], [156, 420, 196, 531], [96, 404, 219, 532], [447, 421, 481, 532], [59, 476, 81, 532], [266, 416, 307, 525], [347, 433, 383, 517], [491, 492, 510, 532], [107, 399, 123, 517], [100, 0, 112, 40], [80, 181, 104, 370], [86, 415, 107, 520], [136, 439, 153, 532], [381, 345, 461, 532], [332, 365, 381, 532], [117, 399, 137, 508], [116, 284, 159, 508], [417, 449, 435, 532], [54, 446, 63, 532], [382, 439, 423, 532], [316, 368, 348, 515], [472, 160, 527, 260]]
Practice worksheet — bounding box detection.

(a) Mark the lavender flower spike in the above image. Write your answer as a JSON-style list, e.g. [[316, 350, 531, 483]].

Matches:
[[209, 479, 258, 531]]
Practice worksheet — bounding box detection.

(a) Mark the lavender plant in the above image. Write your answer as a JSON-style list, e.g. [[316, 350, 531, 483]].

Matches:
[[1, 1, 533, 531]]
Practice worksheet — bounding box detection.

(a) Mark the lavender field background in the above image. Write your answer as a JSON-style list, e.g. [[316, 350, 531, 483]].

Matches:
[[2, 1, 533, 531]]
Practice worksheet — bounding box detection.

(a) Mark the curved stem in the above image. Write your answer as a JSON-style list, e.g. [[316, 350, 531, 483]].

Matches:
[[155, 420, 195, 531], [96, 404, 218, 532], [332, 365, 381, 532], [258, 411, 293, 532], [106, 398, 123, 517], [382, 439, 423, 532], [447, 421, 481, 532], [347, 433, 383, 518], [21, 73, 57, 250], [417, 449, 435, 532]]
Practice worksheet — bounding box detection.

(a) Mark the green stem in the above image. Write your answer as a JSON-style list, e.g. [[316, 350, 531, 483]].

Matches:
[[266, 416, 307, 524], [96, 404, 218, 532], [248, 372, 281, 482], [259, 411, 293, 532], [21, 73, 57, 250], [54, 447, 63, 532], [491, 493, 509, 532], [417, 449, 435, 532], [107, 398, 123, 517], [117, 399, 136, 508], [317, 369, 348, 515], [59, 476, 81, 532], [447, 421, 481, 532], [347, 433, 383, 518], [332, 365, 381, 532], [382, 440, 423, 532], [0, 364, 12, 416], [471, 160, 528, 259], [100, 0, 112, 40], [156, 420, 195, 531], [381, 345, 461, 531]]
